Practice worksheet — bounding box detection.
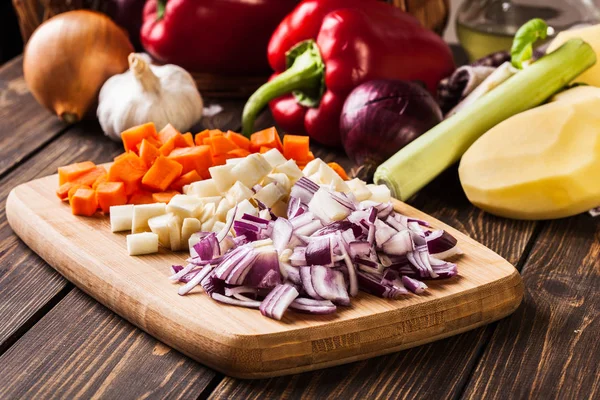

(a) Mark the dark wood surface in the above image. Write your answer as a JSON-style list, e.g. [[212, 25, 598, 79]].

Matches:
[[0, 55, 597, 399]]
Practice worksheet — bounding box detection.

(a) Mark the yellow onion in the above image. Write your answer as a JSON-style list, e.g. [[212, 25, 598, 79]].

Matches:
[[23, 10, 133, 123]]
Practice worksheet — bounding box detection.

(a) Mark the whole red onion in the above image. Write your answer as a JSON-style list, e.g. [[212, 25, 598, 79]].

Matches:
[[340, 80, 442, 179], [105, 0, 146, 50]]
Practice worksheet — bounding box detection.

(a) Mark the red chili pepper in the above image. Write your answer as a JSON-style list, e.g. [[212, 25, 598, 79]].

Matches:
[[242, 0, 455, 146], [140, 0, 299, 75]]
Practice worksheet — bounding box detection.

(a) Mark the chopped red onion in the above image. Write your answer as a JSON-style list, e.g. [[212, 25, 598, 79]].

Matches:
[[212, 292, 261, 309], [381, 230, 413, 255], [402, 276, 428, 294], [272, 217, 293, 254], [305, 236, 333, 267], [310, 265, 350, 306], [259, 283, 299, 320], [289, 298, 337, 314]]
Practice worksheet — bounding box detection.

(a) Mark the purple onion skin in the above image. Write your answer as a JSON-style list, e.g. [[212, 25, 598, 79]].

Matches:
[[105, 0, 146, 50], [340, 80, 442, 180]]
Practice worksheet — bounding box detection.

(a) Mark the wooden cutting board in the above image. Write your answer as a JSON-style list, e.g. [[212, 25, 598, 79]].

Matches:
[[6, 172, 523, 379]]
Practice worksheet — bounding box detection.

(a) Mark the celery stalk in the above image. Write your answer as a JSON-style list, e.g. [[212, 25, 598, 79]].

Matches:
[[374, 39, 596, 201]]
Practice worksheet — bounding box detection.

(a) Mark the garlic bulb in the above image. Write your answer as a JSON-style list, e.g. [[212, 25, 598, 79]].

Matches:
[[98, 53, 203, 141]]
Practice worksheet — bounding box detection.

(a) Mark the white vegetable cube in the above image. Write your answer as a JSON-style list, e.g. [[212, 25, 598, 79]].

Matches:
[[208, 164, 236, 193], [273, 159, 303, 182], [202, 202, 216, 221], [181, 218, 202, 249], [226, 198, 257, 222], [148, 213, 172, 247], [168, 214, 182, 251], [215, 198, 233, 221], [199, 196, 222, 206], [127, 232, 159, 256], [212, 220, 226, 233], [317, 163, 349, 192], [166, 194, 204, 219], [309, 188, 351, 223], [201, 216, 217, 232], [225, 157, 244, 166], [231, 154, 272, 188], [271, 200, 288, 218], [262, 148, 287, 168], [262, 173, 291, 192], [110, 204, 134, 232], [132, 203, 167, 233], [347, 178, 372, 202], [189, 232, 201, 257], [367, 184, 391, 203], [185, 179, 219, 197], [258, 209, 272, 220], [253, 183, 285, 208], [302, 159, 325, 177], [226, 182, 254, 205]]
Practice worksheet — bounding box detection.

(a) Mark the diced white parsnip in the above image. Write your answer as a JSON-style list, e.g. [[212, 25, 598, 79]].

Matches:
[[212, 220, 226, 233], [215, 197, 232, 221], [110, 204, 134, 232], [199, 196, 222, 206], [262, 173, 291, 192], [208, 164, 236, 193], [347, 178, 372, 202], [367, 184, 391, 203], [309, 188, 351, 223], [259, 209, 272, 220], [202, 202, 216, 220], [167, 214, 182, 251], [132, 203, 167, 233], [302, 159, 325, 177], [316, 163, 349, 192], [185, 179, 219, 197], [273, 159, 303, 182], [226, 199, 257, 223], [188, 232, 201, 257], [253, 182, 285, 208], [166, 195, 204, 219], [201, 216, 217, 231], [127, 232, 159, 256], [231, 154, 272, 188], [181, 218, 202, 248], [226, 157, 244, 165], [226, 181, 254, 205], [262, 148, 287, 168], [270, 200, 288, 218], [148, 213, 171, 247]]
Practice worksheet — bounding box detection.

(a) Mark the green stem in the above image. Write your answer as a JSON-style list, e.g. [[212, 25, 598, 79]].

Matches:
[[242, 40, 324, 136], [157, 0, 167, 20]]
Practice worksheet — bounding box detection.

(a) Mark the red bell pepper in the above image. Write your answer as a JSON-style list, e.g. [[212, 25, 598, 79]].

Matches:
[[242, 0, 455, 146], [140, 0, 299, 75]]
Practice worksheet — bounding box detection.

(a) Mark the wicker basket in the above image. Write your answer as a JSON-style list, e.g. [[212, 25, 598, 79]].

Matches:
[[13, 0, 449, 97]]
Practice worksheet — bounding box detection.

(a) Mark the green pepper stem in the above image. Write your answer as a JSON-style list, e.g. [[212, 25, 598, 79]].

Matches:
[[157, 0, 167, 20], [242, 40, 324, 136]]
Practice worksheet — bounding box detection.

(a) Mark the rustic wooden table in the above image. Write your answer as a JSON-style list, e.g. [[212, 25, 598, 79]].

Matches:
[[0, 55, 598, 399]]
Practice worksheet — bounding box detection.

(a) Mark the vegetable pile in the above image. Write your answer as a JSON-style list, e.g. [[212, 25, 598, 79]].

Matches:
[[56, 124, 320, 216]]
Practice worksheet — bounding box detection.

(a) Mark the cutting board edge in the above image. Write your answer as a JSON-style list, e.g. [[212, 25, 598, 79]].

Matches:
[[7, 179, 524, 379]]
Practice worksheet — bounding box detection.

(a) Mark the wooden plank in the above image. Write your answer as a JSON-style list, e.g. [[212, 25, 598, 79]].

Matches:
[[210, 166, 537, 396], [461, 214, 600, 399], [0, 56, 67, 176], [0, 289, 216, 399]]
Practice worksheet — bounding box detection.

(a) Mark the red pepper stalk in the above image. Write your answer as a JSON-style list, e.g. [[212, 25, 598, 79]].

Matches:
[[242, 0, 455, 146]]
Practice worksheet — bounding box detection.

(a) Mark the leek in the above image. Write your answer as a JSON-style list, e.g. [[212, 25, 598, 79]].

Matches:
[[374, 39, 596, 201]]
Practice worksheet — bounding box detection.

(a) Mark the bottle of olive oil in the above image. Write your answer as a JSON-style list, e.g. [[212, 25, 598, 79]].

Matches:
[[456, 0, 600, 62]]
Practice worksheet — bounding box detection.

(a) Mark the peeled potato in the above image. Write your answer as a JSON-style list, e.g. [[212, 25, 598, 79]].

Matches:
[[459, 96, 600, 220], [551, 85, 600, 103], [547, 24, 600, 87]]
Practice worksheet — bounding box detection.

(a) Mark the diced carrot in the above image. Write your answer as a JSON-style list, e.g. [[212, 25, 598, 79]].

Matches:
[[71, 166, 107, 187], [259, 146, 271, 154], [307, 151, 315, 161], [250, 127, 282, 152], [142, 156, 183, 191], [170, 170, 201, 192], [67, 184, 90, 203], [114, 152, 129, 162], [56, 182, 75, 201], [225, 130, 250, 150], [181, 132, 195, 147], [139, 138, 160, 167], [58, 161, 96, 185], [152, 190, 179, 204], [209, 135, 237, 156], [209, 129, 224, 138], [167, 145, 212, 175], [96, 182, 127, 213], [70, 187, 98, 216], [108, 152, 148, 196], [146, 135, 162, 148], [121, 122, 157, 153], [194, 129, 211, 146], [202, 137, 211, 146], [211, 154, 227, 167], [227, 148, 251, 158], [283, 135, 310, 161], [158, 123, 181, 144], [92, 173, 108, 190], [328, 162, 349, 180], [128, 191, 154, 205]]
